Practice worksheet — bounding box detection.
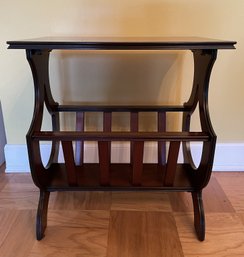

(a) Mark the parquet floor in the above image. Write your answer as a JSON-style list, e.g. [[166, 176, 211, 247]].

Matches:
[[0, 164, 244, 257]]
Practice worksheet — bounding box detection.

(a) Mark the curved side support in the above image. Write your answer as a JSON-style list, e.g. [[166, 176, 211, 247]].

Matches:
[[182, 50, 217, 189], [26, 49, 52, 188], [42, 50, 60, 167], [26, 49, 57, 240], [26, 49, 48, 135], [197, 50, 217, 135], [36, 190, 50, 240], [192, 191, 205, 241], [46, 112, 60, 167], [182, 113, 197, 169]]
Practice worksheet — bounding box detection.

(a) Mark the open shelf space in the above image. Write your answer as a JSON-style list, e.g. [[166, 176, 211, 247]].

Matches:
[[47, 163, 193, 191]]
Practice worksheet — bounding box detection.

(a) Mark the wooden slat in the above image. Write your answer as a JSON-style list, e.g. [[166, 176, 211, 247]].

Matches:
[[164, 141, 181, 186], [130, 112, 139, 165], [130, 112, 139, 132], [98, 112, 112, 186], [33, 131, 210, 141], [57, 105, 189, 113], [158, 111, 166, 165], [104, 112, 112, 132], [98, 141, 110, 186], [104, 112, 112, 156], [8, 37, 236, 50], [75, 112, 84, 166], [61, 141, 77, 186], [132, 141, 144, 186]]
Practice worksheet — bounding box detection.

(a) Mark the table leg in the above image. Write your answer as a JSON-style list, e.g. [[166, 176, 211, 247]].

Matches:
[[192, 191, 205, 241], [26, 49, 60, 183], [182, 49, 217, 189], [26, 50, 56, 240], [182, 50, 217, 241], [36, 190, 50, 240]]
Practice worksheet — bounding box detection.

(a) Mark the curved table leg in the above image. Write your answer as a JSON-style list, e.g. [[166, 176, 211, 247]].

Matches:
[[36, 190, 50, 240], [192, 190, 205, 241]]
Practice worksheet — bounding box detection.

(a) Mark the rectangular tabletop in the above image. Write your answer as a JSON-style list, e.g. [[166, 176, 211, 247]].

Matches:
[[7, 36, 236, 50]]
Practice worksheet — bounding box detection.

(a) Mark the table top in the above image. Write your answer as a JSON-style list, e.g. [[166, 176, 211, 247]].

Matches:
[[7, 36, 236, 50]]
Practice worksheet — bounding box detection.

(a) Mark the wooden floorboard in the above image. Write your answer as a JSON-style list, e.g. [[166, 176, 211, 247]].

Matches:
[[0, 210, 36, 257], [0, 171, 244, 256], [215, 172, 244, 213], [107, 211, 184, 257], [175, 213, 244, 257], [111, 191, 172, 211], [29, 227, 108, 257]]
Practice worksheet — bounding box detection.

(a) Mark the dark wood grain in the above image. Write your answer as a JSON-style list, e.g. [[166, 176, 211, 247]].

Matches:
[[132, 141, 144, 186], [98, 142, 110, 186], [98, 112, 112, 185], [130, 111, 139, 165], [32, 131, 210, 141], [7, 36, 236, 50], [61, 141, 77, 186], [164, 141, 181, 186], [158, 111, 166, 165], [75, 112, 84, 166]]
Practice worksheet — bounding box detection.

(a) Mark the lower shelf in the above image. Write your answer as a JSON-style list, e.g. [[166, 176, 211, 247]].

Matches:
[[46, 163, 194, 191]]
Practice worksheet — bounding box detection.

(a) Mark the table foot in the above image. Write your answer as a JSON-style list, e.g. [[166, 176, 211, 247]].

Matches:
[[36, 190, 50, 240], [192, 191, 205, 241]]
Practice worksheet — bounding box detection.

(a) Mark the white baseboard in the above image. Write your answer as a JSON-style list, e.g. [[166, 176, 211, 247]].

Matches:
[[4, 142, 244, 172], [0, 102, 7, 166]]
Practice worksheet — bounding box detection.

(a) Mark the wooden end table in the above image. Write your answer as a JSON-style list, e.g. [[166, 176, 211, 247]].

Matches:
[[7, 37, 236, 241]]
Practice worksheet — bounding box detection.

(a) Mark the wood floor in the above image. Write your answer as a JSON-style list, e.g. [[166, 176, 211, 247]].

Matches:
[[1, 164, 244, 257]]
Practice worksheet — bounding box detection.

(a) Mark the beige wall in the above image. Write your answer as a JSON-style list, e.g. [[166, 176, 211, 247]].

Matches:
[[1, 0, 244, 145]]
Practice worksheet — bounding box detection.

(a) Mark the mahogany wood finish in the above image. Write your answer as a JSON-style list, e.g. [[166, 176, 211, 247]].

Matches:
[[75, 112, 84, 166], [98, 112, 112, 185], [36, 190, 50, 240], [165, 141, 181, 186], [191, 191, 205, 241], [7, 37, 236, 241], [61, 141, 77, 186], [158, 111, 166, 166]]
